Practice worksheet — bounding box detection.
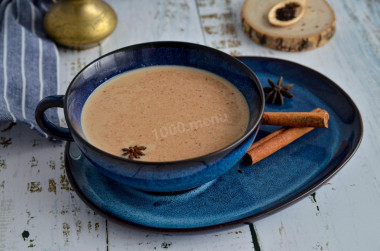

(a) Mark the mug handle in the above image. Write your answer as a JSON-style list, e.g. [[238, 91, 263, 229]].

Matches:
[[35, 95, 73, 141]]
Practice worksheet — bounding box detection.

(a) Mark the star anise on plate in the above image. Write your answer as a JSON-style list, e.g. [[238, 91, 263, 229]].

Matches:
[[121, 145, 147, 160], [264, 76, 294, 105]]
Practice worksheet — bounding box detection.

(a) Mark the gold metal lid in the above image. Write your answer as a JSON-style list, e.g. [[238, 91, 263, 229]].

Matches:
[[44, 0, 117, 49]]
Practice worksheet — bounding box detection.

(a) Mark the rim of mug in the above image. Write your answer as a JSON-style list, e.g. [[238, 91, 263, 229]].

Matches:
[[64, 41, 265, 165]]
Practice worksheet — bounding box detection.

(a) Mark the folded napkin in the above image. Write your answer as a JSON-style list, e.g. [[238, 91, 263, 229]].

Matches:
[[0, 0, 59, 136]]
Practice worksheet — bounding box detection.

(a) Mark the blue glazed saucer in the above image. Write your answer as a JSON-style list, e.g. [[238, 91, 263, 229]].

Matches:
[[64, 57, 363, 230]]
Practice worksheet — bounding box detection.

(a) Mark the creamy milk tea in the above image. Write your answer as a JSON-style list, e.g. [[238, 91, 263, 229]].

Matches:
[[81, 66, 249, 161]]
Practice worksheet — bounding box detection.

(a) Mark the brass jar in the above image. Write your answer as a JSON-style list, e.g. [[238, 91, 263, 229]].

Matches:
[[44, 0, 117, 49]]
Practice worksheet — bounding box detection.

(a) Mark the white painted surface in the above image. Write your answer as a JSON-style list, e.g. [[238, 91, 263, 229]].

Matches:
[[1, 0, 379, 250]]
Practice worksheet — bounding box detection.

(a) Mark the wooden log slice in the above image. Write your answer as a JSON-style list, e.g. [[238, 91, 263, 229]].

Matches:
[[242, 0, 336, 52]]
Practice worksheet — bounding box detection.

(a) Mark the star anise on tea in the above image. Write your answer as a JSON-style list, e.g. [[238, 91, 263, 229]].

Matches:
[[264, 76, 294, 105], [121, 145, 147, 160]]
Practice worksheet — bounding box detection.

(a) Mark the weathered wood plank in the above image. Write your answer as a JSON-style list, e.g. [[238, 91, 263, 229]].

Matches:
[[107, 224, 254, 250], [101, 0, 205, 55], [58, 46, 101, 95], [0, 123, 107, 250]]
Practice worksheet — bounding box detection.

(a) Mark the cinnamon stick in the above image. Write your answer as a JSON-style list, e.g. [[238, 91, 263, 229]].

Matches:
[[262, 109, 329, 128], [246, 108, 327, 165]]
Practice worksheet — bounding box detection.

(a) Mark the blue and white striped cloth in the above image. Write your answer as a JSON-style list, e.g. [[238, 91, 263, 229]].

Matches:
[[0, 0, 59, 135]]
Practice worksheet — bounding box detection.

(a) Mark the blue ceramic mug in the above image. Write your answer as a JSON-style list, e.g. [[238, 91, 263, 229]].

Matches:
[[35, 41, 265, 192]]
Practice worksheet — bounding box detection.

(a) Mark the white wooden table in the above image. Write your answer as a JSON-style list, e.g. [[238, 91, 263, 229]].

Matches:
[[1, 0, 380, 250]]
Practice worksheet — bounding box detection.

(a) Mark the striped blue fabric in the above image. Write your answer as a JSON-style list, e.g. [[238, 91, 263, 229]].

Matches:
[[0, 0, 59, 136]]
